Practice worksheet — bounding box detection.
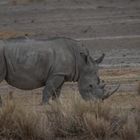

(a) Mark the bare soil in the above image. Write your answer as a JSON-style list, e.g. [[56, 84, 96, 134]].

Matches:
[[0, 0, 140, 104]]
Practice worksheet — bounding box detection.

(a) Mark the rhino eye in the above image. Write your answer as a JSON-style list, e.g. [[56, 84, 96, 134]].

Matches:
[[89, 84, 93, 88]]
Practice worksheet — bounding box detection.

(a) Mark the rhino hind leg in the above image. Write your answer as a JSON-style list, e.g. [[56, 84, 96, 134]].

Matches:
[[42, 76, 64, 103]]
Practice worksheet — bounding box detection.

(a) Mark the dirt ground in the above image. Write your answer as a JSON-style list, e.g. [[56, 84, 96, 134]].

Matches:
[[0, 0, 140, 104]]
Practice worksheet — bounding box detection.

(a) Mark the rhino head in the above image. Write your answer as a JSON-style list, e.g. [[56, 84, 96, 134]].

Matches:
[[78, 50, 119, 101]]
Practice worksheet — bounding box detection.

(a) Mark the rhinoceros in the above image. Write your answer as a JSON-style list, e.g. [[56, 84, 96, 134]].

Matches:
[[0, 37, 119, 103]]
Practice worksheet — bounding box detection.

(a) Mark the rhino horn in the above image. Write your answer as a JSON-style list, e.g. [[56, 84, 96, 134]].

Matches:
[[95, 53, 105, 64], [102, 84, 120, 100]]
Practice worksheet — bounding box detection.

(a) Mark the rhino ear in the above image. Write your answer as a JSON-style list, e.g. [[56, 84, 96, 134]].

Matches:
[[80, 48, 90, 64], [95, 53, 105, 64]]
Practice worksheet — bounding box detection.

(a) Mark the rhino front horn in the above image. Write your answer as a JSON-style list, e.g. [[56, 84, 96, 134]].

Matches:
[[102, 84, 120, 100]]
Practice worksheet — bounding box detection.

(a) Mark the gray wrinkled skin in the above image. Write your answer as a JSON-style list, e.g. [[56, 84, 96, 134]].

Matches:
[[0, 41, 6, 83], [0, 37, 104, 103]]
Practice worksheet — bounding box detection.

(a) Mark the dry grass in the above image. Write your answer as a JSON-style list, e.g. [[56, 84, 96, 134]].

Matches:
[[100, 68, 140, 84], [10, 0, 46, 5], [119, 114, 138, 140], [137, 82, 140, 95], [0, 31, 34, 40], [0, 93, 140, 140], [0, 99, 50, 140]]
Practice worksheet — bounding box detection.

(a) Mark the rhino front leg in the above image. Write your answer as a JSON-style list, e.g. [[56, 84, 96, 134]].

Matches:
[[52, 84, 63, 100], [42, 76, 64, 103]]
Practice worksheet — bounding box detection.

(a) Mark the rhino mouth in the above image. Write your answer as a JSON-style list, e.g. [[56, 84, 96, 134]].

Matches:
[[88, 81, 120, 100], [79, 79, 120, 101]]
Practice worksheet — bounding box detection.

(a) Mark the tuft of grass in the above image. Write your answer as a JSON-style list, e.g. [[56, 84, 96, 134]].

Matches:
[[0, 98, 50, 140], [84, 113, 112, 139], [119, 114, 138, 140]]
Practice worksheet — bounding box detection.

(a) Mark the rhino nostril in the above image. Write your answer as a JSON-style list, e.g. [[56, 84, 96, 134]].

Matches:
[[100, 84, 105, 89], [89, 84, 93, 88], [97, 77, 100, 84], [101, 80, 105, 83]]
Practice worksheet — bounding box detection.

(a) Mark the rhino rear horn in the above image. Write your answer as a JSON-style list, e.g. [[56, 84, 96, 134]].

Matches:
[[95, 53, 105, 64]]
